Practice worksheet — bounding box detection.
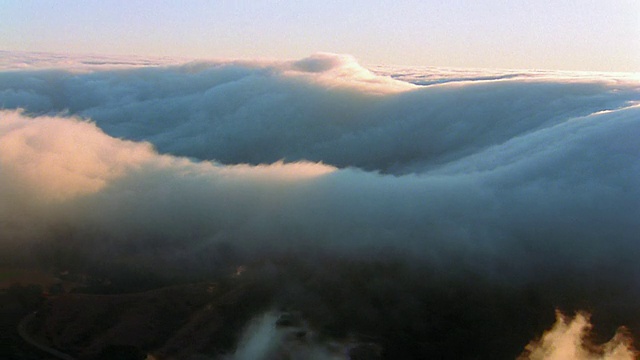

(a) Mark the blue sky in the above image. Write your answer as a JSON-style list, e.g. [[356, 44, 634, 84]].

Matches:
[[1, 0, 638, 71]]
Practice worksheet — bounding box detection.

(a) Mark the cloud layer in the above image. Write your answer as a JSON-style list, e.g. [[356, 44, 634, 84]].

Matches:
[[1, 52, 639, 358], [2, 52, 637, 175]]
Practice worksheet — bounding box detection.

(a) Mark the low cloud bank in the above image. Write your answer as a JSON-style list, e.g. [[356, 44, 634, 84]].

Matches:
[[0, 50, 184, 71], [1, 52, 639, 357], [519, 311, 636, 360], [227, 310, 638, 360], [1, 52, 638, 174]]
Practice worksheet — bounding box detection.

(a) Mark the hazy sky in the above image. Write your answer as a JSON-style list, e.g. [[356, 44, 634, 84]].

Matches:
[[1, 0, 639, 71]]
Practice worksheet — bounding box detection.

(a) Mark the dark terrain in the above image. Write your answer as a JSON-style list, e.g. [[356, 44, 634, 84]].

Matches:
[[2, 252, 638, 360]]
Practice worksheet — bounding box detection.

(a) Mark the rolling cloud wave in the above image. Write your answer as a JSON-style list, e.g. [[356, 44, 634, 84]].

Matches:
[[1, 52, 639, 358]]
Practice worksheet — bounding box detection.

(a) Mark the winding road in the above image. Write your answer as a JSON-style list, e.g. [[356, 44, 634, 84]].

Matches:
[[17, 312, 76, 360]]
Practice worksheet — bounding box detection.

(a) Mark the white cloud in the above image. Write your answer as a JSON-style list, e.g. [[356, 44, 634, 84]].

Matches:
[[519, 311, 637, 360], [1, 52, 639, 357]]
